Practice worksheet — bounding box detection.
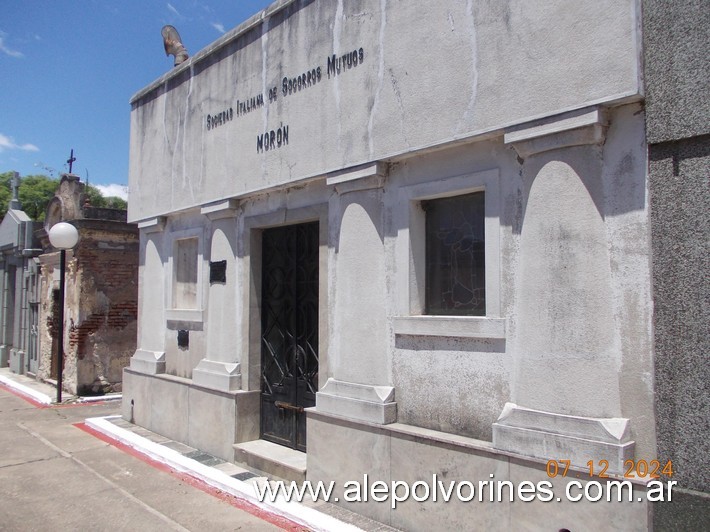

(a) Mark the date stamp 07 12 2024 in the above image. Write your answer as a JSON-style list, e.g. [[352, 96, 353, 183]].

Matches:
[[545, 459, 674, 480]]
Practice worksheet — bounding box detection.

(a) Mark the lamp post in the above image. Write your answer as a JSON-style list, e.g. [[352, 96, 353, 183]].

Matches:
[[47, 222, 79, 403]]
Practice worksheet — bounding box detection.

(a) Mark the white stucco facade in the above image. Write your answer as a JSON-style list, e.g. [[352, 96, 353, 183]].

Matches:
[[124, 1, 658, 528]]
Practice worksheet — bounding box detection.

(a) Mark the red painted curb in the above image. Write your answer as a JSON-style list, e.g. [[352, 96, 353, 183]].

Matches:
[[0, 382, 52, 408], [74, 422, 308, 531], [0, 382, 108, 409]]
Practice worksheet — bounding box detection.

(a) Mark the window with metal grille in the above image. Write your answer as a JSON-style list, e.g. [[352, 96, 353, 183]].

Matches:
[[423, 191, 485, 315]]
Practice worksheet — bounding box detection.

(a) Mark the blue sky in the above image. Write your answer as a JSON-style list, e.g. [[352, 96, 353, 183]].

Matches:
[[0, 0, 273, 199]]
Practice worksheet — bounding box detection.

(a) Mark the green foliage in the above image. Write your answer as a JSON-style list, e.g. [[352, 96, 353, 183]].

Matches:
[[84, 184, 107, 208], [0, 171, 128, 223], [77, 185, 128, 210], [104, 196, 128, 210], [0, 172, 12, 221], [0, 172, 54, 221], [18, 174, 59, 221]]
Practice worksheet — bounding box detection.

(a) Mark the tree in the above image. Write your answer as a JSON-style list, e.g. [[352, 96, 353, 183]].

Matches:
[[18, 174, 59, 221], [84, 184, 106, 208], [104, 196, 128, 210], [1, 171, 128, 223], [0, 172, 55, 221], [83, 185, 127, 210], [0, 172, 12, 221]]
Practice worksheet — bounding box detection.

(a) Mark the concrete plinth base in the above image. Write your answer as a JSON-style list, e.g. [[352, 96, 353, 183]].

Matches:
[[9, 348, 24, 375], [192, 359, 241, 392], [492, 403, 634, 474], [307, 409, 650, 530], [315, 378, 397, 424], [121, 368, 259, 462], [0, 345, 9, 367], [129, 349, 166, 375]]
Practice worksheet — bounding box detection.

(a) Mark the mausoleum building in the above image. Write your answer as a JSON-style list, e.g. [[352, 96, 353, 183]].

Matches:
[[0, 174, 42, 376], [122, 0, 703, 528]]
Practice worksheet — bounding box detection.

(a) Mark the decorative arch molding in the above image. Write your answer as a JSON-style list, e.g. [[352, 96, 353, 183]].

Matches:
[[43, 174, 85, 231], [44, 197, 64, 232]]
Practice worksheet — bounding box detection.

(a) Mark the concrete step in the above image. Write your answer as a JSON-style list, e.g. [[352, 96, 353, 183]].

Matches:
[[233, 440, 306, 483]]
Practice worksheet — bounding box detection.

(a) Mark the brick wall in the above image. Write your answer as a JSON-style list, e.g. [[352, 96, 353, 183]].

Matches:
[[38, 221, 139, 395], [73, 226, 139, 394]]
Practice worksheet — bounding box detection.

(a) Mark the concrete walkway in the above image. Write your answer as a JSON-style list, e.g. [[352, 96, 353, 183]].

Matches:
[[0, 367, 122, 405], [0, 370, 396, 532]]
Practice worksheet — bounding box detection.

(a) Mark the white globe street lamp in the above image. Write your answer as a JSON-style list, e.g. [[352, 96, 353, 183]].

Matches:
[[48, 222, 79, 250], [47, 222, 79, 403]]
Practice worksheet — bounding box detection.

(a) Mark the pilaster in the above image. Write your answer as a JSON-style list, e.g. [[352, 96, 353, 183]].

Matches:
[[500, 104, 636, 466], [318, 162, 397, 424], [131, 216, 167, 376], [193, 199, 241, 392]]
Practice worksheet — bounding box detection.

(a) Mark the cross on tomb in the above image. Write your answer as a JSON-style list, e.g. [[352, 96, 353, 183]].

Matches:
[[9, 172, 21, 210], [66, 149, 76, 174], [11, 172, 20, 199]]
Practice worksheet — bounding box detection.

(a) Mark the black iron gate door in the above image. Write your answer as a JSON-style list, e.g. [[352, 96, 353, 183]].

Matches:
[[261, 222, 319, 451]]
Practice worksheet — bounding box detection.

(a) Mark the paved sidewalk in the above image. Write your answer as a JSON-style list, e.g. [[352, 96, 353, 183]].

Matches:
[[0, 367, 122, 405], [0, 382, 286, 531], [0, 369, 397, 532]]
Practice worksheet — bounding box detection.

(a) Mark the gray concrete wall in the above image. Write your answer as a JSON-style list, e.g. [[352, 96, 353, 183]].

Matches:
[[643, 0, 710, 144], [0, 260, 14, 367], [649, 138, 709, 493], [644, 1, 710, 525], [128, 0, 642, 222], [307, 410, 652, 531], [131, 101, 657, 453], [388, 104, 655, 458], [121, 370, 260, 461]]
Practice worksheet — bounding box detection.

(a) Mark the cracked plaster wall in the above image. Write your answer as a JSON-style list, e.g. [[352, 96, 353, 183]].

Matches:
[[128, 0, 642, 221], [38, 226, 139, 395]]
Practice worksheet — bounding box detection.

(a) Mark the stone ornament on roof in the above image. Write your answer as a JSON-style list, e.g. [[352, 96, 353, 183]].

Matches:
[[9, 172, 21, 210], [162, 25, 189, 67]]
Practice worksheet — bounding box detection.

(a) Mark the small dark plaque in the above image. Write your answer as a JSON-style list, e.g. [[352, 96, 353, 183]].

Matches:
[[209, 260, 227, 284], [177, 329, 189, 349]]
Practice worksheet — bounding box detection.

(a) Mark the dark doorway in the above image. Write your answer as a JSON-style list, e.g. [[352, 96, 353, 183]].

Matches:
[[260, 222, 319, 451]]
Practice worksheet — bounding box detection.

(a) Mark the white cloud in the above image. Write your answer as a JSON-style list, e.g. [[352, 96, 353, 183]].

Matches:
[[0, 133, 38, 153], [95, 184, 129, 200], [166, 3, 181, 17], [0, 36, 23, 58], [211, 22, 225, 34]]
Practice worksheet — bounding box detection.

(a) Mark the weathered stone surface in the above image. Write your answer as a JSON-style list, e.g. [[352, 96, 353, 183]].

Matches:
[[643, 0, 710, 143], [37, 176, 138, 395], [122, 2, 669, 529], [492, 403, 635, 475], [645, 3, 710, 520], [649, 137, 710, 494], [315, 378, 396, 424], [128, 0, 642, 222]]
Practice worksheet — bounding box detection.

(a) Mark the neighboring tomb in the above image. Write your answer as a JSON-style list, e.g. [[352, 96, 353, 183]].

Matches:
[[37, 174, 138, 395], [0, 172, 42, 376]]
